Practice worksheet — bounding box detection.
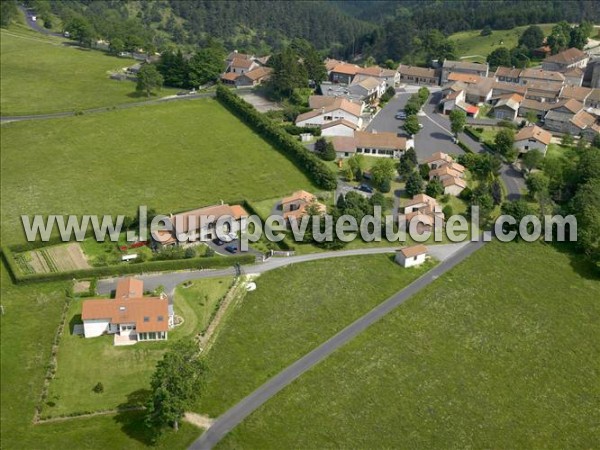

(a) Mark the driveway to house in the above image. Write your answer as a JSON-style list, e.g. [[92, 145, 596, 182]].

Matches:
[[188, 235, 487, 450], [97, 241, 470, 299]]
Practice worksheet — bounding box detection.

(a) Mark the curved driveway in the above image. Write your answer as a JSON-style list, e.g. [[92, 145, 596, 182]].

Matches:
[[97, 242, 470, 298]]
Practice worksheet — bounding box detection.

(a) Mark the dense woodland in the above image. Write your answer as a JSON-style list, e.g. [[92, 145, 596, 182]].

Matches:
[[5, 0, 599, 64]]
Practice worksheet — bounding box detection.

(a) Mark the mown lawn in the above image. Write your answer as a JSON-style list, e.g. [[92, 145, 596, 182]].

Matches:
[[0, 25, 178, 116], [1, 98, 317, 244], [449, 24, 555, 62], [196, 254, 434, 417], [0, 265, 199, 449], [44, 276, 232, 418], [217, 241, 600, 449]]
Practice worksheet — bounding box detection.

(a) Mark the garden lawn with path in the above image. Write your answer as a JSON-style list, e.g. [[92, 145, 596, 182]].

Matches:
[[0, 265, 199, 449], [0, 24, 178, 116], [1, 98, 317, 245], [195, 254, 435, 417], [215, 241, 600, 449], [43, 277, 232, 418]]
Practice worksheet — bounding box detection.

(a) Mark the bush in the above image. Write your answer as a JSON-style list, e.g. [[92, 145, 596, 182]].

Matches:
[[93, 382, 104, 394], [459, 187, 473, 201], [498, 119, 518, 129], [378, 179, 391, 193], [442, 205, 453, 219], [216, 86, 337, 190], [457, 140, 473, 153]]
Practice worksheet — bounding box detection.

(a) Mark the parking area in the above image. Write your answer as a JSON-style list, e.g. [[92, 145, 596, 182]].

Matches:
[[367, 86, 468, 162]]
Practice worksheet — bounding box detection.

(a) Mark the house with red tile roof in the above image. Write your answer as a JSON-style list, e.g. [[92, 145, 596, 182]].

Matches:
[[514, 125, 552, 155], [82, 278, 173, 344], [542, 48, 589, 72]]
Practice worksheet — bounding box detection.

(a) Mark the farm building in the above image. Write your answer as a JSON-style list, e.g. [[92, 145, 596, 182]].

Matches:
[[395, 245, 428, 268]]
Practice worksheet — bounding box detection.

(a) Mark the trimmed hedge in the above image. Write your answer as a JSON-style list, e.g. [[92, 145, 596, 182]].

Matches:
[[283, 124, 321, 136], [457, 140, 473, 153], [1, 246, 254, 285], [464, 126, 481, 142], [216, 86, 337, 191]]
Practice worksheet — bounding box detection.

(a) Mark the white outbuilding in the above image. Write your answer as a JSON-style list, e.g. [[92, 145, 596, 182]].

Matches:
[[395, 244, 428, 268]]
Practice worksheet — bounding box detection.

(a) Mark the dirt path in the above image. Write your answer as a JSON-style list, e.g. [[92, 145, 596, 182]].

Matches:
[[184, 412, 214, 429]]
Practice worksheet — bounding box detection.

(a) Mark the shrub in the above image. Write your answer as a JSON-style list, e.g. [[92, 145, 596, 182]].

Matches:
[[442, 205, 453, 219], [459, 187, 473, 201], [93, 382, 104, 394], [378, 178, 391, 193]]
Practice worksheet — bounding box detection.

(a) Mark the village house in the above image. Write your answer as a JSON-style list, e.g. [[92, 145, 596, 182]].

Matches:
[[560, 85, 593, 104], [491, 81, 527, 100], [161, 203, 249, 245], [331, 135, 358, 158], [585, 88, 600, 109], [426, 152, 466, 196], [295, 98, 363, 130], [355, 66, 399, 87], [280, 190, 326, 223], [397, 65, 438, 86], [329, 62, 361, 85], [542, 48, 590, 73], [403, 194, 444, 233], [440, 60, 489, 84], [319, 82, 366, 103], [82, 278, 173, 345], [441, 87, 479, 117], [564, 67, 584, 86], [514, 125, 552, 155], [494, 66, 523, 84], [520, 68, 565, 85], [320, 119, 359, 137], [349, 77, 387, 103], [395, 244, 428, 268], [523, 81, 564, 103], [354, 130, 408, 158], [544, 107, 594, 136], [492, 93, 524, 121], [424, 152, 454, 169], [228, 56, 259, 75], [221, 66, 272, 87], [518, 98, 557, 120]]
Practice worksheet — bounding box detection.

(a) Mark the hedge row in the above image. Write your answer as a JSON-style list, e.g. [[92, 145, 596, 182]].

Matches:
[[216, 86, 337, 190], [282, 124, 321, 137], [1, 246, 254, 285], [464, 126, 481, 142]]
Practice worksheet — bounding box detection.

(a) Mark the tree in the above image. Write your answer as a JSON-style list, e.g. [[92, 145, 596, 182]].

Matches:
[[569, 26, 587, 50], [500, 200, 537, 233], [146, 340, 207, 434], [480, 25, 493, 36], [371, 158, 396, 191], [65, 16, 94, 47], [136, 64, 163, 97], [0, 0, 18, 27], [548, 21, 571, 54], [518, 25, 545, 51], [525, 110, 538, 125], [494, 128, 516, 160], [442, 205, 453, 219], [405, 171, 424, 197], [314, 137, 327, 154], [522, 149, 543, 173], [347, 154, 365, 180], [486, 47, 512, 68], [526, 172, 550, 198], [449, 109, 466, 136], [187, 44, 226, 87], [109, 37, 125, 55], [419, 163, 430, 180], [343, 165, 355, 182], [404, 115, 420, 136], [425, 179, 443, 198], [561, 132, 574, 146], [320, 141, 336, 161], [572, 178, 600, 267], [268, 46, 308, 99], [472, 153, 502, 182]]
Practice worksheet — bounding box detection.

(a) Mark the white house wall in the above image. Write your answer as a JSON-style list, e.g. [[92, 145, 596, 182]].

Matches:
[[83, 319, 111, 338]]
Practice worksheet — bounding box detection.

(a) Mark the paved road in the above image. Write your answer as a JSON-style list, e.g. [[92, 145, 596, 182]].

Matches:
[[188, 236, 487, 450], [97, 242, 468, 298], [368, 88, 524, 200]]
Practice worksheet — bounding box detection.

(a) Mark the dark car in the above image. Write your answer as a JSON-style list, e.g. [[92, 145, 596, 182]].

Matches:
[[212, 238, 224, 246], [357, 184, 374, 193], [225, 245, 238, 254]]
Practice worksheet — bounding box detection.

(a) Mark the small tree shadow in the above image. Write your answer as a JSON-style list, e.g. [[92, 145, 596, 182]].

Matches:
[[126, 91, 158, 99], [113, 389, 156, 446]]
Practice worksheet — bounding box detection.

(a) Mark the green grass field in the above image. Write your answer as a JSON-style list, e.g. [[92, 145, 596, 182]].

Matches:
[[216, 241, 600, 449], [43, 276, 233, 418], [0, 25, 178, 116], [449, 24, 555, 63], [0, 265, 199, 449], [0, 98, 317, 244], [196, 255, 434, 417]]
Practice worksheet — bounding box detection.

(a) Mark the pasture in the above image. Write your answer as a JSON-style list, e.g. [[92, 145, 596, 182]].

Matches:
[[0, 25, 177, 116], [217, 241, 600, 449], [0, 99, 317, 245]]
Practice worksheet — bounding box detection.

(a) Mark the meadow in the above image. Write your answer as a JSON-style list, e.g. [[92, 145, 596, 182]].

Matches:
[[216, 241, 600, 449], [0, 25, 179, 116], [196, 254, 433, 416], [449, 24, 555, 63], [0, 265, 199, 449], [0, 98, 317, 244]]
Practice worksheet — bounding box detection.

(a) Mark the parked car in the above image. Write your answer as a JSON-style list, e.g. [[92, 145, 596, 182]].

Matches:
[[225, 245, 238, 254], [395, 111, 406, 120], [357, 184, 374, 194], [212, 238, 224, 246]]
